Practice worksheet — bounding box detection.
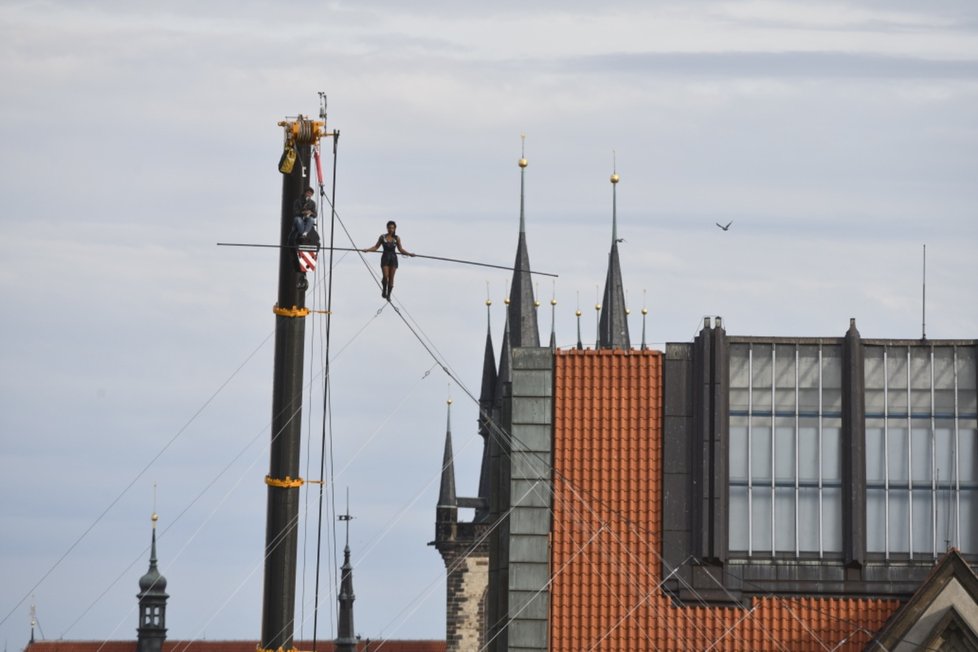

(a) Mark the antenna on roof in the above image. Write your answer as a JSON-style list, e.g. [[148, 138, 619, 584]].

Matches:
[[921, 243, 927, 340]]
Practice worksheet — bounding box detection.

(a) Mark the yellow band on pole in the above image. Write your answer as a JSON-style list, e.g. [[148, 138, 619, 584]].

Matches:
[[265, 475, 304, 489], [273, 304, 309, 318]]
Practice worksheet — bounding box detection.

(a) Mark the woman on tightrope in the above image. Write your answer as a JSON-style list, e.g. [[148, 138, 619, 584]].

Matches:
[[362, 220, 414, 300]]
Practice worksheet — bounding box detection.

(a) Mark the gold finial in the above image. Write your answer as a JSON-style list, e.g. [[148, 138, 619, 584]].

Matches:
[[626, 308, 631, 315], [575, 309, 582, 317], [504, 297, 510, 305], [595, 303, 601, 311], [551, 298, 557, 306], [519, 132, 528, 168], [534, 299, 541, 308], [611, 150, 619, 183], [151, 482, 158, 526], [610, 172, 620, 184], [642, 307, 649, 316], [447, 398, 453, 405], [485, 299, 492, 306]]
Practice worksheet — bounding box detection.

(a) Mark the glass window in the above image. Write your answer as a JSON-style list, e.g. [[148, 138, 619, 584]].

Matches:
[[865, 345, 977, 556], [729, 342, 843, 556]]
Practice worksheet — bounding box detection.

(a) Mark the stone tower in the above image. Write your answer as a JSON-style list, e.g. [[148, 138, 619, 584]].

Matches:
[[431, 399, 491, 652]]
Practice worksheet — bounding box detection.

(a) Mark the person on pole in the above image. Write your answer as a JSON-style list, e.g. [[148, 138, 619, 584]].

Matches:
[[361, 220, 414, 300], [290, 187, 317, 244]]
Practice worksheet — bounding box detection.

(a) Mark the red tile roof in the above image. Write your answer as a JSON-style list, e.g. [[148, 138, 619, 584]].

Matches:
[[551, 349, 901, 651], [24, 641, 445, 652]]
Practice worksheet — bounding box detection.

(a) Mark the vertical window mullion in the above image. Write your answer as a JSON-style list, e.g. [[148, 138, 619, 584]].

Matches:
[[771, 345, 776, 556], [818, 344, 824, 559], [954, 346, 961, 549], [884, 346, 890, 559], [795, 344, 801, 557], [930, 346, 937, 558], [907, 347, 914, 557], [748, 344, 753, 557]]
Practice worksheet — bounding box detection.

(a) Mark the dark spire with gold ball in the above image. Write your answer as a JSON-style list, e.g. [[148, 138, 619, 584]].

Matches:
[[137, 512, 168, 652], [598, 158, 631, 349]]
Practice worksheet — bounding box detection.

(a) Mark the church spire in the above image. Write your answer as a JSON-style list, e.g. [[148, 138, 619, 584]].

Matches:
[[336, 500, 357, 652], [508, 136, 540, 349], [137, 511, 168, 652], [438, 399, 458, 513], [598, 164, 631, 349], [476, 300, 496, 522], [549, 293, 557, 351], [497, 301, 513, 392]]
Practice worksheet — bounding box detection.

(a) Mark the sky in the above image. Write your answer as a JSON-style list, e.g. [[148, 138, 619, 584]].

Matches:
[[2, 0, 978, 647]]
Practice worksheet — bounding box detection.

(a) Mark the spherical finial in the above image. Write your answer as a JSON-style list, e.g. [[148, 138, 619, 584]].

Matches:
[[504, 297, 510, 305], [519, 158, 528, 168], [551, 298, 557, 306], [642, 307, 649, 316], [151, 512, 159, 523], [534, 299, 541, 308], [595, 303, 601, 311], [610, 172, 620, 184], [447, 398, 453, 406], [626, 308, 631, 316], [485, 298, 492, 307], [575, 309, 582, 317]]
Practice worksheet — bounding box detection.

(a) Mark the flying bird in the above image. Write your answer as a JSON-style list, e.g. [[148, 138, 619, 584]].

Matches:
[[716, 221, 733, 231]]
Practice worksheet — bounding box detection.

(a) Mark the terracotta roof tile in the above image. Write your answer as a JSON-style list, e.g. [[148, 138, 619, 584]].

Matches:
[[551, 350, 900, 651], [24, 642, 445, 652]]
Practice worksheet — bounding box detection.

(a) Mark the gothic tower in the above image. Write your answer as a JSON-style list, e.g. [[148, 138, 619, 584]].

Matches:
[[431, 399, 490, 652]]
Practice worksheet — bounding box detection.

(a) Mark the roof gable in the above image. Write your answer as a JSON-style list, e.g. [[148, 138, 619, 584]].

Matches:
[[869, 549, 978, 651]]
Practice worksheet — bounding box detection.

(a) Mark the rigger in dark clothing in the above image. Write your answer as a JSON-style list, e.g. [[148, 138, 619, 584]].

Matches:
[[291, 187, 317, 242]]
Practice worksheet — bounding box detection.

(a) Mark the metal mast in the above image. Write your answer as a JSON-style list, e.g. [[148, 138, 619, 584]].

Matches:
[[260, 112, 332, 652]]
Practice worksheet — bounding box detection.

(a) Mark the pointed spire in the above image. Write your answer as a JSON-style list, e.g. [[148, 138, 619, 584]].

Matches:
[[598, 166, 631, 349], [509, 137, 540, 348], [497, 302, 513, 391], [476, 299, 496, 521], [519, 133, 528, 235], [575, 307, 583, 350], [438, 399, 458, 509], [611, 152, 620, 244], [138, 513, 167, 595], [336, 500, 356, 652], [594, 291, 601, 347], [479, 297, 498, 431], [549, 293, 557, 351], [137, 511, 168, 652], [641, 299, 649, 351]]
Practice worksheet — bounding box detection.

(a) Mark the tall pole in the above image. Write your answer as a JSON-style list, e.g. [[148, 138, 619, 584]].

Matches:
[[922, 243, 927, 340], [261, 114, 324, 652]]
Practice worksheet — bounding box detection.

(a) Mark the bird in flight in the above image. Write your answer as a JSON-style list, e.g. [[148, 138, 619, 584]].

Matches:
[[716, 221, 733, 231]]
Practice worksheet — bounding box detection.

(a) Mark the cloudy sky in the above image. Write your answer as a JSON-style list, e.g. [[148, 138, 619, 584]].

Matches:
[[2, 0, 977, 647]]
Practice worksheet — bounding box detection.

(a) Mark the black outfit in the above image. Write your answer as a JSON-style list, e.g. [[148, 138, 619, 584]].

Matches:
[[377, 234, 400, 268]]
